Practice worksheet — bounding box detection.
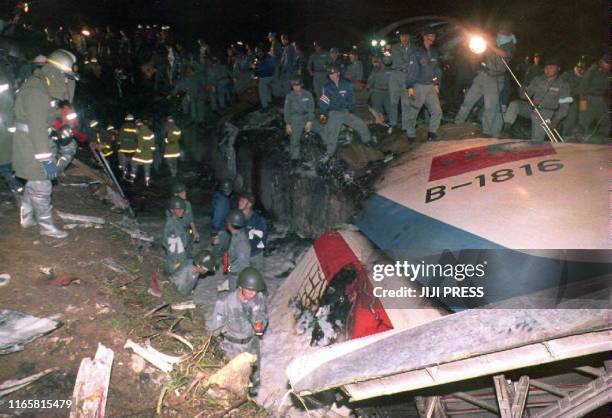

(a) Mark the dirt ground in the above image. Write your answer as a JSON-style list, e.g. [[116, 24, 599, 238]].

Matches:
[[0, 162, 267, 417]]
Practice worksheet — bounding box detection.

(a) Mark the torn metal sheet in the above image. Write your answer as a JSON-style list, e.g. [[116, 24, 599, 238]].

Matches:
[[287, 309, 612, 396], [0, 368, 57, 398], [56, 211, 105, 225], [0, 309, 60, 354], [70, 343, 114, 418]]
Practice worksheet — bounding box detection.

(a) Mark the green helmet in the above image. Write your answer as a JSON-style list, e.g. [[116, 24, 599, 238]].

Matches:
[[226, 210, 245, 228], [168, 196, 186, 210], [171, 182, 187, 194], [237, 267, 265, 291], [199, 250, 214, 270], [219, 179, 233, 194]]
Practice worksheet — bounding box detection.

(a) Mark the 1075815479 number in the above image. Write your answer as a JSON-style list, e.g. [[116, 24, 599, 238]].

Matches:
[[425, 159, 564, 204]]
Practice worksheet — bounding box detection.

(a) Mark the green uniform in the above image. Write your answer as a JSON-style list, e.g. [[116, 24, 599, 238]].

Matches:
[[283, 89, 315, 160], [206, 289, 267, 382], [163, 212, 197, 294], [345, 60, 364, 82], [578, 64, 609, 140], [307, 51, 329, 98], [384, 42, 415, 129], [218, 228, 251, 291], [559, 68, 584, 136], [504, 74, 571, 142], [367, 67, 391, 118]]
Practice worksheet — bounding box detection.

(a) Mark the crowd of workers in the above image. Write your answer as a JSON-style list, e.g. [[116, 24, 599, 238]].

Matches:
[[0, 5, 609, 394]]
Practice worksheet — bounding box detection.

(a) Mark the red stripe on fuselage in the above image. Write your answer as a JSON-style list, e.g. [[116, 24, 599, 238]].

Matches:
[[429, 142, 556, 182]]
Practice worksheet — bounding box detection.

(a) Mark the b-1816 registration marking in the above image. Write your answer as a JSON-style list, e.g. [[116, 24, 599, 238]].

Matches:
[[425, 159, 564, 203]]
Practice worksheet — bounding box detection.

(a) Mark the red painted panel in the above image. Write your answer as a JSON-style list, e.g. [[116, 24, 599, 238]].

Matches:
[[429, 142, 556, 181]]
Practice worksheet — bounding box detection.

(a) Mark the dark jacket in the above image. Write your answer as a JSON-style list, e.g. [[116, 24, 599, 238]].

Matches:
[[319, 78, 355, 114]]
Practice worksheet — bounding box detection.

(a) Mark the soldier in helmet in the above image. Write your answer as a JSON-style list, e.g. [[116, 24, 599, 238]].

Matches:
[[307, 41, 328, 99], [12, 49, 79, 239], [283, 77, 315, 161], [218, 209, 251, 291], [172, 182, 199, 244], [206, 266, 267, 394], [163, 196, 207, 294], [319, 65, 371, 157], [118, 113, 137, 180]]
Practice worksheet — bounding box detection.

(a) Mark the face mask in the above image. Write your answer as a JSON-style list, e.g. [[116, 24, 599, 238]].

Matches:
[[496, 33, 517, 46]]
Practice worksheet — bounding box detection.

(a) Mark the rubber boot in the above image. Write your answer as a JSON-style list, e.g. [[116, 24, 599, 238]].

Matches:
[[28, 180, 68, 239], [39, 216, 68, 238], [20, 193, 36, 228]]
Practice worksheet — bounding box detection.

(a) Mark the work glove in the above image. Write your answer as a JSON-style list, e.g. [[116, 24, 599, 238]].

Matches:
[[407, 87, 415, 99], [41, 158, 58, 180], [319, 114, 327, 125], [285, 124, 292, 135], [193, 231, 200, 243], [305, 121, 313, 132]]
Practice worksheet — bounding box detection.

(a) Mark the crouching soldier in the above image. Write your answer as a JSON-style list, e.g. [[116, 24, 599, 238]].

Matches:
[[163, 197, 207, 294], [206, 267, 267, 395]]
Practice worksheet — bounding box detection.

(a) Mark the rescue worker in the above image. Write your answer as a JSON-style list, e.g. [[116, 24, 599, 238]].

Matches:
[[163, 196, 206, 294], [283, 77, 315, 161], [405, 29, 443, 141], [51, 102, 78, 175], [326, 47, 344, 77], [206, 266, 267, 395], [0, 68, 23, 203], [219, 209, 251, 291], [267, 32, 282, 96], [345, 50, 364, 85], [502, 56, 571, 142], [211, 58, 233, 110], [12, 49, 78, 238], [232, 47, 252, 95], [307, 41, 328, 99], [118, 113, 138, 180], [559, 58, 586, 136], [454, 22, 516, 138], [163, 115, 182, 177], [319, 65, 371, 157], [238, 193, 268, 271], [578, 53, 610, 141], [253, 46, 275, 109], [279, 34, 295, 93], [99, 124, 115, 158], [367, 58, 391, 122], [172, 182, 200, 244], [523, 52, 543, 85], [383, 29, 415, 134], [132, 119, 156, 186], [210, 178, 233, 266]]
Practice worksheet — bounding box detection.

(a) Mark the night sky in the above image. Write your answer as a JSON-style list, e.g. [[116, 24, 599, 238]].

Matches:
[[3, 0, 609, 62]]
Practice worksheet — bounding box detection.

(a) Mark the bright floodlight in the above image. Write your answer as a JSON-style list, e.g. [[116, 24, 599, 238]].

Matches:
[[469, 35, 487, 54], [81, 29, 91, 37], [380, 39, 387, 46], [371, 40, 378, 47]]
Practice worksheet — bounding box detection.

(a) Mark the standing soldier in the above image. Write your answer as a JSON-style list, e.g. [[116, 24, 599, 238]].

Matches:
[[578, 53, 610, 141], [172, 182, 200, 244], [253, 46, 275, 109], [12, 49, 78, 238], [163, 197, 206, 294], [283, 77, 315, 161], [132, 119, 156, 186], [0, 68, 23, 203], [502, 57, 571, 142], [326, 47, 344, 77], [559, 58, 586, 137], [206, 267, 267, 395], [319, 65, 371, 157], [279, 34, 295, 93], [118, 113, 137, 180], [238, 193, 268, 272], [218, 209, 251, 291], [405, 29, 443, 141], [454, 22, 516, 138], [307, 41, 328, 99], [367, 58, 392, 123], [383, 29, 415, 134], [163, 115, 181, 177], [345, 50, 364, 85]]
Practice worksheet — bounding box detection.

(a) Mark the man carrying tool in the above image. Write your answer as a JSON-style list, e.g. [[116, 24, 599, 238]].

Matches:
[[207, 266, 267, 396], [502, 56, 571, 142], [163, 196, 207, 294]]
